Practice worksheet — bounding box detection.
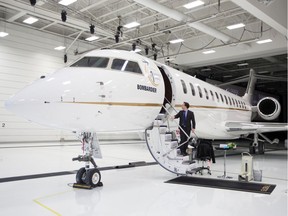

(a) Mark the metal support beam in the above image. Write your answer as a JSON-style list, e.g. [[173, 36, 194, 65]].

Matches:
[[231, 0, 287, 36]]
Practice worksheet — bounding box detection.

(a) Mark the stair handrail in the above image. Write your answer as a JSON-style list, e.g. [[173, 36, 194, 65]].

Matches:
[[163, 98, 199, 139], [161, 105, 197, 157]]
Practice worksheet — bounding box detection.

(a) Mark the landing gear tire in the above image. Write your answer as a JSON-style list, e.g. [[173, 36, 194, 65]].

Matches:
[[76, 167, 86, 184], [85, 168, 101, 187]]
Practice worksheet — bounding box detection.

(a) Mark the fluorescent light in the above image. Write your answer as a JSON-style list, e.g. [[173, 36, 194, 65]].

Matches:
[[85, 36, 99, 41], [54, 46, 66, 50], [23, 17, 38, 24], [183, 0, 204, 9], [237, 63, 249, 66], [59, 0, 77, 6], [123, 22, 140, 29], [227, 23, 245, 30], [169, 38, 184, 44], [0, 32, 9, 37], [202, 50, 215, 54], [256, 39, 272, 44], [223, 75, 233, 78]]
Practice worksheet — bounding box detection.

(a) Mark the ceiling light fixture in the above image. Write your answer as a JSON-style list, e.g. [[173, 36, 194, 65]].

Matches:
[[202, 50, 215, 54], [30, 0, 36, 6], [237, 63, 249, 66], [145, 46, 149, 55], [61, 10, 67, 22], [124, 21, 140, 29], [169, 38, 184, 44], [153, 53, 157, 61], [183, 0, 204, 9], [59, 0, 77, 6], [90, 24, 95, 34], [256, 39, 272, 44], [23, 17, 38, 24], [54, 46, 66, 50], [0, 32, 9, 37], [85, 36, 99, 41], [227, 23, 245, 30]]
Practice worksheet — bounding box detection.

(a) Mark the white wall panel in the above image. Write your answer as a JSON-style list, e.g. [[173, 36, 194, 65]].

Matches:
[[0, 23, 89, 143]]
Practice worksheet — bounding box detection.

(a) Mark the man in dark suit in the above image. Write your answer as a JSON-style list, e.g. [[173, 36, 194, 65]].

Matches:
[[173, 102, 196, 156]]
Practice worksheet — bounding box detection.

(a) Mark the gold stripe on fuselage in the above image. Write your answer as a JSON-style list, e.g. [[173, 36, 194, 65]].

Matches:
[[61, 101, 249, 111], [61, 101, 163, 107], [175, 104, 250, 112]]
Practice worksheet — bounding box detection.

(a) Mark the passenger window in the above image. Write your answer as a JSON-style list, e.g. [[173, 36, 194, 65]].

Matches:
[[232, 98, 235, 107], [220, 94, 224, 103], [204, 88, 209, 100], [189, 83, 195, 96], [228, 97, 232, 106], [197, 86, 203, 98], [71, 56, 109, 68], [181, 80, 187, 94], [224, 95, 228, 105], [210, 90, 214, 101], [112, 59, 142, 74], [215, 92, 219, 102]]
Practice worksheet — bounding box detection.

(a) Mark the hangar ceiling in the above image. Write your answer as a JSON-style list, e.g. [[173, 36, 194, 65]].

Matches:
[[0, 0, 287, 94]]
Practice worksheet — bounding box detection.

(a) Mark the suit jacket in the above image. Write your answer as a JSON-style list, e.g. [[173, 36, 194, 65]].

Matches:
[[174, 110, 196, 131]]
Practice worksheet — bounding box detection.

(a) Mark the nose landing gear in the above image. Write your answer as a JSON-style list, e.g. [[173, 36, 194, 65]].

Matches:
[[72, 132, 103, 189]]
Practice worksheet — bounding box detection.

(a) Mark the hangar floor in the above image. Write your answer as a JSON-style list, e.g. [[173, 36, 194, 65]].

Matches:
[[0, 142, 287, 216]]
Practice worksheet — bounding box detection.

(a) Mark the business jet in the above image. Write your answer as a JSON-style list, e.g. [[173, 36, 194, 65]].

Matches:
[[5, 49, 287, 187]]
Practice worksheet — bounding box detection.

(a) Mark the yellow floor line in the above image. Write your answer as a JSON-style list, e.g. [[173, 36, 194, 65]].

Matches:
[[33, 199, 61, 216], [33, 189, 76, 216]]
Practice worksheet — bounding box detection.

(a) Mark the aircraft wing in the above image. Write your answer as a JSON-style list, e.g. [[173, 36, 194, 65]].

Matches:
[[225, 122, 288, 133]]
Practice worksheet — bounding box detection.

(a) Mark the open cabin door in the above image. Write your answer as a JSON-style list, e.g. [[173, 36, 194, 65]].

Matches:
[[158, 66, 175, 113]]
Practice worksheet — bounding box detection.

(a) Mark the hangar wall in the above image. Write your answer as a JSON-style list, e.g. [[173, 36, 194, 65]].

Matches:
[[0, 23, 83, 143]]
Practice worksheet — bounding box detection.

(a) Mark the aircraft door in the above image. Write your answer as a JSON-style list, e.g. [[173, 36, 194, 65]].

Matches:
[[158, 66, 174, 113]]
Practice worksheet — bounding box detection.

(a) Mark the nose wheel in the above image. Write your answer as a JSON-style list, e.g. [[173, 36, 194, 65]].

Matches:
[[76, 167, 103, 187], [72, 132, 103, 189]]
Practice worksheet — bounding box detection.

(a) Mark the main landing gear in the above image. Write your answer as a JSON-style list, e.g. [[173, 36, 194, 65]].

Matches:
[[72, 132, 103, 189], [249, 132, 280, 155]]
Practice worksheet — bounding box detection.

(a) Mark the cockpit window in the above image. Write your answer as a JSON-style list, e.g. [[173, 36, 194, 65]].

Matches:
[[70, 57, 109, 68], [111, 59, 142, 74]]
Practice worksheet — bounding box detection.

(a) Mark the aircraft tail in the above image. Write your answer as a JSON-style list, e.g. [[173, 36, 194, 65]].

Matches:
[[242, 69, 257, 103]]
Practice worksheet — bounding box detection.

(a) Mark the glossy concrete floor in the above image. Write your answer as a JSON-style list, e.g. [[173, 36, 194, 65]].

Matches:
[[0, 142, 287, 216]]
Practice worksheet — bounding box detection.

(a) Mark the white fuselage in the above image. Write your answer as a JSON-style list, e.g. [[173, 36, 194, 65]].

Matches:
[[5, 49, 252, 139]]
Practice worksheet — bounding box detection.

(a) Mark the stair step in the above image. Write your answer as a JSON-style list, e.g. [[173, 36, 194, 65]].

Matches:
[[159, 125, 167, 134], [156, 113, 165, 120], [165, 133, 172, 141]]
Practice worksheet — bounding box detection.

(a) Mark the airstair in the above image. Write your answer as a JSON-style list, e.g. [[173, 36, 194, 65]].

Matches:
[[145, 105, 198, 175]]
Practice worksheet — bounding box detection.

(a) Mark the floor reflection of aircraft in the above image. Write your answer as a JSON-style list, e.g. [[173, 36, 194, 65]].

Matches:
[[5, 49, 287, 187]]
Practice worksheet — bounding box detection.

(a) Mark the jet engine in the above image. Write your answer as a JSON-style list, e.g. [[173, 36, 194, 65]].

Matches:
[[256, 97, 281, 120]]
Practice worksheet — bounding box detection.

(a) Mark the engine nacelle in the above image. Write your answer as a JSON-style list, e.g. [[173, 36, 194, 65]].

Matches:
[[256, 97, 281, 121]]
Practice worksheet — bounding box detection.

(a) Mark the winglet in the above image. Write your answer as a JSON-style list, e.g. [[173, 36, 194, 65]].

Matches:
[[242, 69, 257, 103]]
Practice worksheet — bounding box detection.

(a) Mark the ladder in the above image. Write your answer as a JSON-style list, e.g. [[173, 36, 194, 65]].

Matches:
[[145, 106, 198, 175]]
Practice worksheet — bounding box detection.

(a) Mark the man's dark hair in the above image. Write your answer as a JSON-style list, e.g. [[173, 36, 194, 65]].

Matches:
[[184, 102, 189, 109]]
